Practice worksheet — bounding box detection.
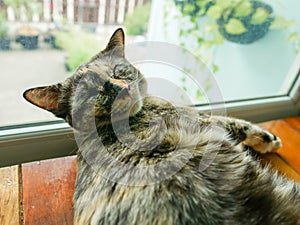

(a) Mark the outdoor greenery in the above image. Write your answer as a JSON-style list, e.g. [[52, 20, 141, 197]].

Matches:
[[0, 12, 8, 38], [54, 30, 103, 73], [124, 2, 151, 36], [170, 0, 300, 72]]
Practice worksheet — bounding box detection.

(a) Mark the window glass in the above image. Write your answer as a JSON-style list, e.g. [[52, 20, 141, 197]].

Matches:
[[1, 0, 300, 128], [147, 0, 300, 101], [0, 0, 152, 127]]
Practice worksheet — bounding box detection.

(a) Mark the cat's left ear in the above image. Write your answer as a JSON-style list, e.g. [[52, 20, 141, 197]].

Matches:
[[23, 85, 67, 118], [104, 28, 125, 58]]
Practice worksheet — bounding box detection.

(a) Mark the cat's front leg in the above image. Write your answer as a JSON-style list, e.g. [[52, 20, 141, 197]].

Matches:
[[211, 116, 282, 154]]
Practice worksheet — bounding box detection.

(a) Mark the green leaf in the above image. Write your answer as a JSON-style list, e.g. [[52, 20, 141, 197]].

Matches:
[[250, 7, 270, 25], [190, 16, 197, 23], [213, 33, 224, 44], [195, 89, 203, 100], [212, 64, 219, 73], [224, 18, 247, 35], [215, 0, 232, 9], [197, 37, 205, 43], [288, 32, 300, 42], [206, 5, 223, 19], [270, 17, 295, 29], [234, 1, 252, 18], [204, 21, 219, 34], [203, 41, 213, 50], [180, 77, 187, 83], [183, 4, 196, 15]]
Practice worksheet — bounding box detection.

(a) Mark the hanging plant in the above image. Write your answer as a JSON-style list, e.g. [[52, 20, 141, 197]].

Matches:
[[217, 1, 274, 44], [171, 0, 300, 74], [174, 0, 214, 17], [174, 0, 276, 45]]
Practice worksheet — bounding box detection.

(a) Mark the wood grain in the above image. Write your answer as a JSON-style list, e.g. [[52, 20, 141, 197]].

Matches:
[[261, 120, 300, 174], [259, 119, 300, 179], [0, 166, 20, 225], [284, 117, 300, 134], [259, 153, 300, 183], [22, 156, 77, 225]]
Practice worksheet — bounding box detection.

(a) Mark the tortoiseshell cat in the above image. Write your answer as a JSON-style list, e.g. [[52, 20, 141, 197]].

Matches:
[[24, 29, 300, 225]]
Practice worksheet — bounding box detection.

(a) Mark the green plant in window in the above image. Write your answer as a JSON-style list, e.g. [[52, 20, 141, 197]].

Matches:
[[175, 0, 275, 45], [170, 0, 300, 72], [270, 17, 300, 53], [124, 2, 151, 36]]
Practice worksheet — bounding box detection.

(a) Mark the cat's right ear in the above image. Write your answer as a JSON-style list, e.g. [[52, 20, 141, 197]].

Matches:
[[103, 28, 125, 58], [23, 85, 67, 118]]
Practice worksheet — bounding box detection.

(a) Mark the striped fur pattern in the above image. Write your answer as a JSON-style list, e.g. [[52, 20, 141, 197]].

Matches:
[[24, 29, 300, 225]]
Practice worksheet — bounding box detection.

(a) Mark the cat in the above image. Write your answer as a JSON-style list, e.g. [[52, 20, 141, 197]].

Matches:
[[23, 28, 300, 225]]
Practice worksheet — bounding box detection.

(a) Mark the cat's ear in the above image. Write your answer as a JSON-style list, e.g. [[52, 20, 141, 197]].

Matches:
[[23, 85, 67, 118], [104, 28, 125, 57]]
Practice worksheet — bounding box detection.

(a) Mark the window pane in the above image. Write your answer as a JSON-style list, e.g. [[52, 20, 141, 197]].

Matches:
[[2, 0, 299, 128], [148, 0, 300, 101], [0, 49, 66, 127], [0, 0, 152, 127]]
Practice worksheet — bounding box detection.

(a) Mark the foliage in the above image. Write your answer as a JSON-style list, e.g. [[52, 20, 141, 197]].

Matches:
[[270, 17, 300, 53], [54, 31, 104, 73], [170, 0, 300, 72], [0, 12, 8, 38], [176, 0, 274, 43], [124, 2, 151, 36]]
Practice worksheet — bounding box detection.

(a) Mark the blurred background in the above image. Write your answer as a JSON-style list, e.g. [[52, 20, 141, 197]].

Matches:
[[0, 0, 299, 127]]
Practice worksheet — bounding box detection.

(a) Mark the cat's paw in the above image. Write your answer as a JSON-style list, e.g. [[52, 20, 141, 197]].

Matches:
[[243, 128, 282, 154]]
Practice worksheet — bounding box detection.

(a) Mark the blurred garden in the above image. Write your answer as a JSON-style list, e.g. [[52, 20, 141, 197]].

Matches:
[[0, 0, 152, 126]]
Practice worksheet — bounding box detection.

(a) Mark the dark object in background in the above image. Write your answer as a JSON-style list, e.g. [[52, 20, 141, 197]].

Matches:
[[218, 1, 274, 44]]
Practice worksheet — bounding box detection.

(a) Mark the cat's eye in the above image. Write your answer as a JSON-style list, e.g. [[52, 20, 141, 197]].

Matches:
[[113, 64, 138, 82]]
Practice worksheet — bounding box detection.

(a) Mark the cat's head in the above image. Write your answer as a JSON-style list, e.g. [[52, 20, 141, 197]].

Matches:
[[23, 28, 147, 130]]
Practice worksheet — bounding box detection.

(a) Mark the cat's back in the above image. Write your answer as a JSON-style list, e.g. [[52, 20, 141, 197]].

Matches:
[[74, 96, 247, 225]]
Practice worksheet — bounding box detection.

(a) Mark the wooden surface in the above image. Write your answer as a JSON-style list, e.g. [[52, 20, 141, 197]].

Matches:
[[259, 117, 300, 182], [0, 166, 20, 225], [22, 156, 77, 225], [0, 117, 300, 225]]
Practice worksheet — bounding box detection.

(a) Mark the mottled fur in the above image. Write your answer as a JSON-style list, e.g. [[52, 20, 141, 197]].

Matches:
[[24, 29, 300, 225]]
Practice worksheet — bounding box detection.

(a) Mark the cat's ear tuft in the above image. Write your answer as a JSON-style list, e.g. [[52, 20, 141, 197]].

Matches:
[[23, 85, 67, 118], [104, 28, 125, 57]]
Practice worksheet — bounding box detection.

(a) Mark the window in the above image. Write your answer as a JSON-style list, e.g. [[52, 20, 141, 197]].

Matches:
[[146, 0, 300, 120], [148, 0, 300, 99], [0, 0, 300, 166]]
